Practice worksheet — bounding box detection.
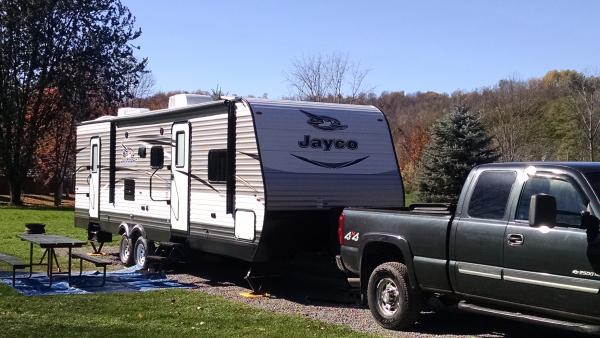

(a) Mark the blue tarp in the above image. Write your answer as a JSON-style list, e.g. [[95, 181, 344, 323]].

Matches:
[[0, 266, 191, 296]]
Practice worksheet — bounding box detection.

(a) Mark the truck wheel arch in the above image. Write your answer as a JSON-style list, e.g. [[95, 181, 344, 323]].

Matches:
[[359, 235, 419, 293]]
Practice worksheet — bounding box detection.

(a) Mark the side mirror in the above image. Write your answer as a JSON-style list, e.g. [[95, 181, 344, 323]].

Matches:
[[529, 194, 557, 227], [150, 146, 164, 169]]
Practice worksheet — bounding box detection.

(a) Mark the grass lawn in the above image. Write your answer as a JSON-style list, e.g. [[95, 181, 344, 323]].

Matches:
[[405, 191, 417, 206], [0, 207, 372, 337], [0, 206, 95, 268]]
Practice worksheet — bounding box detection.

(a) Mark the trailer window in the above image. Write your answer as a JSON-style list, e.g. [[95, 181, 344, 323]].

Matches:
[[208, 149, 227, 183], [175, 131, 185, 168], [468, 171, 516, 220]]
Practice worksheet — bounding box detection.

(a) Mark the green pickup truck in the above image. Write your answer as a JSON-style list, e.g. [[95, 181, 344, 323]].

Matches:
[[337, 162, 600, 334]]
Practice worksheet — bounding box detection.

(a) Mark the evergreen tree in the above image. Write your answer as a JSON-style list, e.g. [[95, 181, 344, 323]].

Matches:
[[417, 106, 500, 203]]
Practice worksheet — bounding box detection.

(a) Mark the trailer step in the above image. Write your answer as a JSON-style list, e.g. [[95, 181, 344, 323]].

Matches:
[[458, 301, 600, 334]]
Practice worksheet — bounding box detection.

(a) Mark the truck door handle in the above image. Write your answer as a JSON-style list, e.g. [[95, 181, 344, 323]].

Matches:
[[507, 234, 524, 246]]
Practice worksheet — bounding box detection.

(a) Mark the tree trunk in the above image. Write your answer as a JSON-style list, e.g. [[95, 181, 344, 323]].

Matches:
[[53, 180, 63, 207], [590, 132, 595, 162], [8, 180, 23, 206]]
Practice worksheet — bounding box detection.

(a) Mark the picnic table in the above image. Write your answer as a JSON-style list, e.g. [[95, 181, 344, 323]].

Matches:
[[17, 234, 86, 287]]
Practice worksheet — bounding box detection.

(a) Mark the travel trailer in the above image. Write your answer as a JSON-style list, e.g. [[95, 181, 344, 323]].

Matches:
[[74, 94, 404, 268]]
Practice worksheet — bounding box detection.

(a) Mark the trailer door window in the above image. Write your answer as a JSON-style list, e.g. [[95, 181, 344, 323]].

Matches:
[[91, 144, 98, 173], [175, 131, 185, 168], [208, 149, 227, 183]]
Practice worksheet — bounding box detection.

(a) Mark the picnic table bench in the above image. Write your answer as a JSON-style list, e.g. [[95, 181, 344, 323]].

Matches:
[[71, 252, 111, 286], [0, 253, 29, 286]]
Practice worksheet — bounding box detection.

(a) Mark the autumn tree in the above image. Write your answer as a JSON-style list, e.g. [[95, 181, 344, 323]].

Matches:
[[417, 107, 499, 203], [0, 0, 147, 205]]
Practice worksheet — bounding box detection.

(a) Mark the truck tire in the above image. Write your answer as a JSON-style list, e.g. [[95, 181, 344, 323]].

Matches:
[[367, 262, 423, 330], [119, 234, 134, 266]]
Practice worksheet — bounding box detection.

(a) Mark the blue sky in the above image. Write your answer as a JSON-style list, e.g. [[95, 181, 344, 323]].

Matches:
[[123, 0, 600, 98]]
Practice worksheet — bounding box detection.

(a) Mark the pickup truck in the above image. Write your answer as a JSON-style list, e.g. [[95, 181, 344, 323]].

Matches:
[[336, 162, 600, 333]]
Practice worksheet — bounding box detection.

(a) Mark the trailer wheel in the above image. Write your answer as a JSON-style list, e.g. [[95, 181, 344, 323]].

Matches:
[[367, 262, 423, 330], [119, 234, 134, 266], [133, 237, 154, 269]]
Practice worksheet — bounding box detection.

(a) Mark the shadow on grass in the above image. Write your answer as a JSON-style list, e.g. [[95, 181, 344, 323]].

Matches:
[[0, 195, 74, 210], [0, 204, 74, 211]]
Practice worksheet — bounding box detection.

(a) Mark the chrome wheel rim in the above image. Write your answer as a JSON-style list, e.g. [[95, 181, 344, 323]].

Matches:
[[376, 277, 401, 317], [121, 238, 130, 261], [135, 242, 146, 266]]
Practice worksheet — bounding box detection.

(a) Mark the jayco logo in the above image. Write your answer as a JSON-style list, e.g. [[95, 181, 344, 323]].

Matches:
[[297, 109, 357, 151], [301, 110, 347, 131], [121, 144, 136, 164], [298, 135, 358, 151]]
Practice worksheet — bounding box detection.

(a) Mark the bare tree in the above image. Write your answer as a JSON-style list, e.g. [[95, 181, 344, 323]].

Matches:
[[124, 71, 156, 107], [286, 53, 370, 103], [569, 74, 600, 161], [479, 77, 540, 161], [348, 61, 370, 103]]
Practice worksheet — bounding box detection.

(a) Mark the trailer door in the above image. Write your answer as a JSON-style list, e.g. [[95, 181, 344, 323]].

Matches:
[[170, 123, 191, 233], [89, 137, 101, 218]]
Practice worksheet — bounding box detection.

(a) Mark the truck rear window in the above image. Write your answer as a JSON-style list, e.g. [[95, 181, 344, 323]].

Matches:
[[468, 171, 517, 220]]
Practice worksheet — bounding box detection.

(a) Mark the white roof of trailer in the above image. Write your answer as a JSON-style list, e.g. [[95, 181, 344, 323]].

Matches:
[[80, 98, 383, 125], [245, 98, 381, 114]]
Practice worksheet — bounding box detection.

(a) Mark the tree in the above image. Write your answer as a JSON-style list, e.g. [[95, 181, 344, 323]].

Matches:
[[568, 74, 600, 161], [0, 0, 147, 205], [417, 107, 500, 203], [123, 71, 156, 108], [479, 78, 541, 161], [286, 53, 371, 103]]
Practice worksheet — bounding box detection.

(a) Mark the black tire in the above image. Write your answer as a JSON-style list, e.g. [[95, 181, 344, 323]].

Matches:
[[119, 234, 134, 266], [367, 262, 423, 330], [133, 237, 151, 269]]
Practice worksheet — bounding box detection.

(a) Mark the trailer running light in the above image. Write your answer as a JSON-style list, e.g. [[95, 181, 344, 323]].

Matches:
[[338, 213, 345, 245]]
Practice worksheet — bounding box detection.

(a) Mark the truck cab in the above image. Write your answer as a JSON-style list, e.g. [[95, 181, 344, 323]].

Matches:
[[450, 162, 600, 322]]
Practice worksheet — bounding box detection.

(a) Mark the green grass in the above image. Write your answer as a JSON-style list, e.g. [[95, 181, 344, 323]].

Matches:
[[405, 191, 417, 206], [0, 207, 372, 337], [0, 207, 88, 261], [0, 287, 368, 337]]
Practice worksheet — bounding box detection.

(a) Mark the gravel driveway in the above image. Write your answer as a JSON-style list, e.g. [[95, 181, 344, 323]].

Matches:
[[97, 247, 589, 337]]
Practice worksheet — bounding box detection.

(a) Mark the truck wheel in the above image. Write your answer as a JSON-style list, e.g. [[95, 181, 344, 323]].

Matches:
[[119, 234, 134, 266], [367, 262, 423, 330], [133, 237, 152, 269]]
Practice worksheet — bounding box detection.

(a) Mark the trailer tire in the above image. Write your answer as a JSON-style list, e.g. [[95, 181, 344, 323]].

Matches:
[[367, 262, 422, 330], [119, 234, 134, 266], [133, 237, 153, 269]]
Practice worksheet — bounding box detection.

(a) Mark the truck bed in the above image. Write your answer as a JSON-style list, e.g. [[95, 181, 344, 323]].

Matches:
[[341, 204, 456, 292]]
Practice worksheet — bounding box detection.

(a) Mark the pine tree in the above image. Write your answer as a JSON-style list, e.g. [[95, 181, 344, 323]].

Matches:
[[417, 106, 500, 203]]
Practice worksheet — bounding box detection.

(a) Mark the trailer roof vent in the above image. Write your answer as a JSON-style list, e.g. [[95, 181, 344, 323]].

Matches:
[[117, 107, 150, 117], [168, 94, 213, 109]]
